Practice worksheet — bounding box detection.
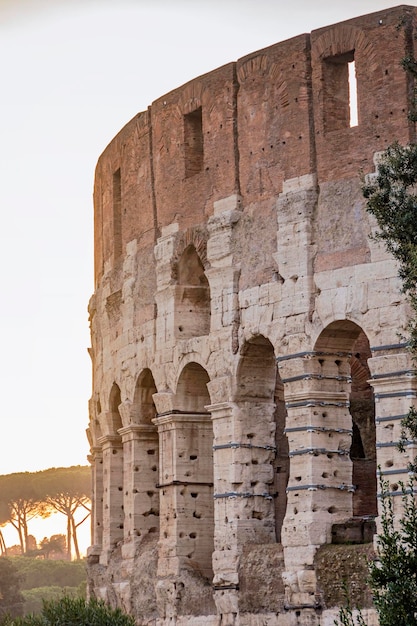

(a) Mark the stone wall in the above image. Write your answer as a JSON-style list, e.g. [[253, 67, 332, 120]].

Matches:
[[87, 6, 417, 625]]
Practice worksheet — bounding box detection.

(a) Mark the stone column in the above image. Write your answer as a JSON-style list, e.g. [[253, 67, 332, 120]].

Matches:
[[118, 423, 159, 558], [278, 350, 353, 615], [152, 392, 214, 619], [89, 446, 103, 551], [368, 347, 417, 522], [99, 432, 124, 564], [153, 412, 214, 578], [208, 376, 277, 622]]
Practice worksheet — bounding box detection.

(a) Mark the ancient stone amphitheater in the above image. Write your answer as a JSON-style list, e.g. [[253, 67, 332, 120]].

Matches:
[[86, 5, 417, 625]]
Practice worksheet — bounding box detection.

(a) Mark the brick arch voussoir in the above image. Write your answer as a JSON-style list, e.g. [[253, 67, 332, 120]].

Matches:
[[313, 25, 379, 77], [237, 54, 269, 84], [178, 81, 204, 115], [170, 226, 209, 281]]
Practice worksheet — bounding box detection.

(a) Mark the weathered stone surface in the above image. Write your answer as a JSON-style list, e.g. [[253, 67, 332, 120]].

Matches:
[[87, 6, 417, 625]]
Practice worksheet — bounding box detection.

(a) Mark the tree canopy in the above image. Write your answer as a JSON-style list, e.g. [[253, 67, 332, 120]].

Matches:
[[0, 466, 90, 559], [0, 474, 49, 555], [35, 466, 91, 560], [0, 557, 24, 619]]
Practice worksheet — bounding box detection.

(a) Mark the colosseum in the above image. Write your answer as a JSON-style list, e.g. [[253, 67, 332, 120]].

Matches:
[[86, 5, 417, 625]]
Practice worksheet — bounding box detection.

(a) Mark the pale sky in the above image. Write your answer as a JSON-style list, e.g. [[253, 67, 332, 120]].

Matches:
[[0, 0, 412, 476]]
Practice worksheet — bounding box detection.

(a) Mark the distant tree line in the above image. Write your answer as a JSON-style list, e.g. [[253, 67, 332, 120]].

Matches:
[[0, 466, 90, 560], [0, 556, 87, 618]]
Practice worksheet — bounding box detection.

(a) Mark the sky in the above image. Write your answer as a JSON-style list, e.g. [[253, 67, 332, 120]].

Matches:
[[0, 0, 413, 477]]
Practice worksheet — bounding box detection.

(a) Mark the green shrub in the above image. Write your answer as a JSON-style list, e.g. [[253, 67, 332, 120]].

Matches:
[[9, 558, 86, 590], [22, 587, 79, 616], [0, 596, 136, 626]]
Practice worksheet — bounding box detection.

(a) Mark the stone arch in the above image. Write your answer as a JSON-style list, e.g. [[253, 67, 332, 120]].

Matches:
[[173, 244, 210, 339], [109, 382, 123, 434], [101, 382, 125, 553], [132, 368, 158, 425], [176, 361, 211, 413], [235, 334, 277, 400], [315, 320, 377, 524], [235, 335, 289, 543], [167, 362, 213, 580], [120, 369, 160, 542]]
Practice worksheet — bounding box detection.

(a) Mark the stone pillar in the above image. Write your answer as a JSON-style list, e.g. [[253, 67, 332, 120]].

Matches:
[[206, 195, 241, 349], [118, 423, 159, 556], [153, 412, 214, 578], [89, 446, 103, 551], [278, 350, 353, 616], [99, 433, 124, 564], [274, 174, 317, 320], [154, 224, 179, 350], [208, 376, 276, 622], [152, 391, 214, 619], [368, 347, 417, 522]]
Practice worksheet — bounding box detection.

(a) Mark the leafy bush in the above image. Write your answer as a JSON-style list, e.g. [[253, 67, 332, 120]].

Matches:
[[10, 557, 86, 590], [0, 596, 136, 626], [21, 587, 79, 616], [0, 558, 24, 618]]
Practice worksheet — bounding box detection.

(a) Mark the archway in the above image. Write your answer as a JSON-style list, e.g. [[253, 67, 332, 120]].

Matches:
[[175, 245, 210, 339], [174, 362, 213, 579], [235, 335, 288, 543], [126, 369, 159, 540], [315, 321, 377, 525], [101, 383, 124, 552]]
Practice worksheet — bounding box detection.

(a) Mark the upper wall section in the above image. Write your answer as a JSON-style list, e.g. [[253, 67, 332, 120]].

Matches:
[[93, 5, 417, 285], [312, 4, 416, 181], [237, 34, 314, 206]]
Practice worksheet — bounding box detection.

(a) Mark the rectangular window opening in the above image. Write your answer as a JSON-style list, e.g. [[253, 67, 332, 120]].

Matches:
[[113, 168, 122, 260], [348, 60, 358, 127], [323, 50, 357, 132], [184, 107, 203, 178]]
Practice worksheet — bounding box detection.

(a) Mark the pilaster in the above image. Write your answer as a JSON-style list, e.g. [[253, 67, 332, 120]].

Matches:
[[368, 346, 417, 521], [89, 446, 103, 551], [118, 424, 159, 556], [278, 350, 353, 613], [98, 432, 124, 564], [209, 396, 276, 620]]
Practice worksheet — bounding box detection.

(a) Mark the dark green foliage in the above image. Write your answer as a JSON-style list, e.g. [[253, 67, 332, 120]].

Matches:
[[362, 140, 417, 471], [368, 476, 417, 626], [11, 557, 86, 591], [0, 558, 24, 619], [362, 140, 417, 292], [21, 587, 79, 617], [0, 596, 136, 626], [334, 584, 367, 626]]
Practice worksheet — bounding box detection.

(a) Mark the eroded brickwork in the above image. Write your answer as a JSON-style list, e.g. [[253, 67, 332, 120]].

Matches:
[[87, 6, 417, 625]]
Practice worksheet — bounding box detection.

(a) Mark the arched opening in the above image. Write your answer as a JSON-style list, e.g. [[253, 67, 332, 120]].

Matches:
[[274, 375, 289, 542], [315, 321, 377, 527], [105, 383, 124, 548], [109, 383, 123, 434], [176, 361, 211, 413], [236, 336, 288, 543], [349, 332, 377, 518], [175, 245, 210, 339], [173, 362, 213, 580], [132, 369, 158, 425], [128, 369, 159, 539]]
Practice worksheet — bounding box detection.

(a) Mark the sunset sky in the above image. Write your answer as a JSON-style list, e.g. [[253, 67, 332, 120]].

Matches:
[[0, 0, 410, 478]]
